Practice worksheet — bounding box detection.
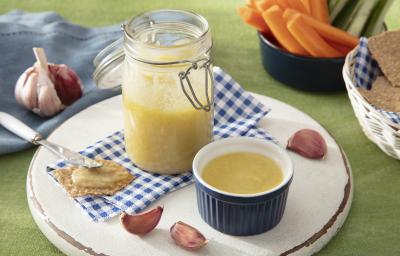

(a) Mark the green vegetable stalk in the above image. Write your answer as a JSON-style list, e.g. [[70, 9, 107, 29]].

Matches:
[[328, 0, 339, 12], [331, 0, 394, 37], [329, 0, 351, 21], [333, 0, 362, 30], [347, 0, 379, 36], [363, 0, 395, 36]]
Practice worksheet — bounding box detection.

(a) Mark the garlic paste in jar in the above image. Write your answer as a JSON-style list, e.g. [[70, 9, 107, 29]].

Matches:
[[121, 10, 214, 174]]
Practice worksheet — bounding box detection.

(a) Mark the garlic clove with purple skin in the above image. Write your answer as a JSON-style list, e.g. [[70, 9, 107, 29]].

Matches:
[[287, 129, 327, 159], [170, 221, 208, 251], [49, 64, 83, 106], [120, 206, 163, 235]]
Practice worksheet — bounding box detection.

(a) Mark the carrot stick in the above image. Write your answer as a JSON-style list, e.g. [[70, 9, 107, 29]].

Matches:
[[287, 14, 342, 57], [283, 9, 359, 48], [256, 0, 277, 12], [277, 0, 310, 15], [287, 0, 309, 13], [301, 0, 311, 13], [246, 0, 259, 10], [328, 41, 352, 56], [238, 6, 271, 33], [262, 5, 308, 55], [282, 8, 296, 20], [309, 0, 330, 23], [276, 0, 291, 9]]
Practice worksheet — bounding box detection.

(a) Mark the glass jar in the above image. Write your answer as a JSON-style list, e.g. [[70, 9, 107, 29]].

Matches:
[[93, 10, 214, 174]]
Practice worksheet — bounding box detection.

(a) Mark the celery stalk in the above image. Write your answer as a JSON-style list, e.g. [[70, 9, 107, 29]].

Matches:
[[333, 0, 362, 30], [329, 0, 339, 12], [363, 0, 395, 36], [347, 0, 379, 36], [330, 0, 351, 21]]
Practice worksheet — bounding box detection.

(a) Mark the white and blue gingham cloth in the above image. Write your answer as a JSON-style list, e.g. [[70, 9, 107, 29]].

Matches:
[[48, 67, 274, 222], [354, 38, 400, 124]]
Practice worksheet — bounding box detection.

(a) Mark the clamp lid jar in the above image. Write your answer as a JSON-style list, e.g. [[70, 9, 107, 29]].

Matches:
[[93, 10, 214, 174]]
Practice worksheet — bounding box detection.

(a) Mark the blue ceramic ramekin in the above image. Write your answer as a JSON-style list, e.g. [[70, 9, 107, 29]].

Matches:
[[193, 137, 293, 236], [258, 32, 345, 92]]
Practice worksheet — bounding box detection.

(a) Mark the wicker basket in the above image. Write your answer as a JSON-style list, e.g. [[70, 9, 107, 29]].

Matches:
[[343, 49, 400, 159]]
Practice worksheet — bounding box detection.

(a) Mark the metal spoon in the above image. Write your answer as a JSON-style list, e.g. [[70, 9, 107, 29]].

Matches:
[[0, 112, 102, 168]]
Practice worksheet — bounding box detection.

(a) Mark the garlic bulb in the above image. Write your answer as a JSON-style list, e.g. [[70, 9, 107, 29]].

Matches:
[[14, 48, 83, 117]]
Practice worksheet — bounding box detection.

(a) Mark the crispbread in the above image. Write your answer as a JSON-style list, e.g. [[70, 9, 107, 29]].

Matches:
[[53, 158, 135, 198], [368, 30, 400, 87], [358, 76, 400, 112]]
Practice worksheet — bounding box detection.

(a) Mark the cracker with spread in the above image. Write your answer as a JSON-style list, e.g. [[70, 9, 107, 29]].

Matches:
[[53, 158, 135, 197]]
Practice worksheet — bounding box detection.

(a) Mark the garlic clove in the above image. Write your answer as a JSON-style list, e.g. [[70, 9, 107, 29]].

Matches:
[[23, 72, 39, 110], [287, 129, 327, 159], [32, 61, 64, 117], [35, 82, 64, 117], [15, 67, 38, 109], [120, 206, 163, 235], [14, 67, 30, 105], [170, 221, 208, 251], [49, 64, 83, 106]]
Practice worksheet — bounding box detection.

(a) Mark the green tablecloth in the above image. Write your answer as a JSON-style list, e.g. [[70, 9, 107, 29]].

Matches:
[[1, 1, 400, 255]]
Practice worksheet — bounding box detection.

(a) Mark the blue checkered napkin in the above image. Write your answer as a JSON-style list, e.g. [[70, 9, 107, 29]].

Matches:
[[213, 67, 274, 141], [48, 131, 192, 221], [353, 38, 400, 124], [354, 38, 381, 90], [48, 67, 273, 222]]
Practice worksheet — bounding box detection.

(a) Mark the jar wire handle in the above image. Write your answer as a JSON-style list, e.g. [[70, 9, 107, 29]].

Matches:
[[179, 58, 214, 112]]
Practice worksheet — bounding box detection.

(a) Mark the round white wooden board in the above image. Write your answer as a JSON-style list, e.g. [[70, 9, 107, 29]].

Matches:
[[27, 94, 353, 256]]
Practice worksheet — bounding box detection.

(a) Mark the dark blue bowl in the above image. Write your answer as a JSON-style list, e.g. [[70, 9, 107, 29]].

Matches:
[[258, 32, 345, 92], [193, 137, 293, 236]]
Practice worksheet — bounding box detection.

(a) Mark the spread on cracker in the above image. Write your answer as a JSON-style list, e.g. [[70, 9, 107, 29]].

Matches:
[[53, 158, 135, 197]]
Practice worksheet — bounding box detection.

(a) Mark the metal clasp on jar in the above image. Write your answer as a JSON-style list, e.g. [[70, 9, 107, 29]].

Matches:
[[179, 57, 214, 112]]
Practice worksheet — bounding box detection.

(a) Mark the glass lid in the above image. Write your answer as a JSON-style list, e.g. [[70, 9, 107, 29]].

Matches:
[[92, 9, 210, 89]]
